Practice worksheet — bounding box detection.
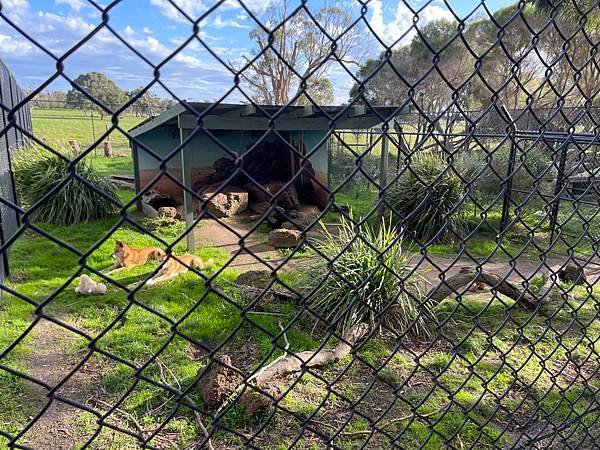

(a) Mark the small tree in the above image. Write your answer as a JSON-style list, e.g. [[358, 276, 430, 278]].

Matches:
[[66, 72, 128, 119], [241, 0, 364, 105], [127, 87, 163, 117]]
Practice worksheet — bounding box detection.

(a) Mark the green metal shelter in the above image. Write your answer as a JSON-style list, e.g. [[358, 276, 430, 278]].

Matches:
[[128, 102, 409, 249]]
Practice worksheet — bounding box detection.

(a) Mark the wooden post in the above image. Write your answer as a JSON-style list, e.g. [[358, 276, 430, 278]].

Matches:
[[378, 124, 390, 225], [178, 117, 195, 250], [131, 141, 142, 212]]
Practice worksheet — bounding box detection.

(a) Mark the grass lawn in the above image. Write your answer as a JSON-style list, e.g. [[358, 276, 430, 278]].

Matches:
[[1, 110, 596, 448], [31, 108, 137, 177], [1, 190, 598, 448]]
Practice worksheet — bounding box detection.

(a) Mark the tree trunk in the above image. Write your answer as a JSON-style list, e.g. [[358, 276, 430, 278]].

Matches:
[[103, 140, 113, 157]]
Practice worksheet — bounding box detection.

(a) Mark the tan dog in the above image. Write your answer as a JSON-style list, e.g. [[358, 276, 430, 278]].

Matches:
[[146, 254, 214, 285], [105, 240, 166, 274]]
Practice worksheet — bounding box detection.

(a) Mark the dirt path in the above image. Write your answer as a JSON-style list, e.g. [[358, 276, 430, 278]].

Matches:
[[19, 319, 102, 449], [195, 216, 315, 273], [195, 216, 578, 285]]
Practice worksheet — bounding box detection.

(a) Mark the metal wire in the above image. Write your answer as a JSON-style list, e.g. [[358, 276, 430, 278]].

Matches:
[[0, 0, 599, 448]]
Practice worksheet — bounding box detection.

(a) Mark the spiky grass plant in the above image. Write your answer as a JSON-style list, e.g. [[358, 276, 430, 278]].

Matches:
[[13, 146, 119, 225], [303, 214, 432, 336], [386, 149, 467, 243]]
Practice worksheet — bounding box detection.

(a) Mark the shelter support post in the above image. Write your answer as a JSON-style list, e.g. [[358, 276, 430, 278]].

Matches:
[[178, 121, 195, 250], [378, 124, 389, 225]]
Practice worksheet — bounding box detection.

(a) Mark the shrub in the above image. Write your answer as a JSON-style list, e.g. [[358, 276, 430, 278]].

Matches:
[[13, 147, 119, 224], [302, 214, 432, 336], [386, 149, 467, 243]]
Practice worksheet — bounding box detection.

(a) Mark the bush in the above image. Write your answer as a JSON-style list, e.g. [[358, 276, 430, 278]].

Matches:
[[13, 147, 119, 224], [302, 214, 432, 336], [386, 150, 466, 243]]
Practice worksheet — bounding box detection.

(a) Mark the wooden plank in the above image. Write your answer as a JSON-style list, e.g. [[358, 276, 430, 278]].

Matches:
[[178, 117, 195, 250]]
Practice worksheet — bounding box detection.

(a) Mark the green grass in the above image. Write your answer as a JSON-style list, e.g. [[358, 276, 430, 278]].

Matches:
[[31, 108, 137, 177], [0, 210, 312, 448]]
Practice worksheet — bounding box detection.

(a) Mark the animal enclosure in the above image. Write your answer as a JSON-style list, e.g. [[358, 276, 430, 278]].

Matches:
[[0, 1, 600, 449]]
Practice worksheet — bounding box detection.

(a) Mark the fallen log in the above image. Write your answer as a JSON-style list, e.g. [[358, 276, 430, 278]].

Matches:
[[204, 323, 370, 417], [428, 267, 537, 309], [253, 322, 369, 386], [428, 263, 586, 309]]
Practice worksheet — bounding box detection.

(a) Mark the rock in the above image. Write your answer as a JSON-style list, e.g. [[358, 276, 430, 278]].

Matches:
[[236, 270, 271, 288], [244, 182, 271, 203], [197, 355, 243, 409], [202, 184, 249, 217], [141, 201, 158, 219], [281, 221, 297, 230], [297, 204, 320, 226], [268, 229, 302, 248], [248, 202, 270, 215], [175, 205, 186, 221], [157, 206, 178, 220], [265, 181, 300, 211]]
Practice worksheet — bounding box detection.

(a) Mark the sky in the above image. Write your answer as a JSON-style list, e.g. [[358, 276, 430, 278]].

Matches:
[[0, 0, 514, 104]]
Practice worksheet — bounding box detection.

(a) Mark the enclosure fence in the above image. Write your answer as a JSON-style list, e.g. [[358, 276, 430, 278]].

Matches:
[[0, 58, 29, 280], [1, 0, 600, 449]]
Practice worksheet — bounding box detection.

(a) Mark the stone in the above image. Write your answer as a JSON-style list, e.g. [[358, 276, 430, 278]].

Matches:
[[157, 206, 177, 220], [244, 182, 271, 203], [248, 202, 270, 215], [141, 201, 158, 219], [297, 204, 321, 226], [202, 184, 249, 217], [175, 205, 186, 221], [281, 221, 297, 230], [236, 270, 271, 288], [268, 229, 302, 248], [265, 181, 300, 211], [197, 355, 243, 409]]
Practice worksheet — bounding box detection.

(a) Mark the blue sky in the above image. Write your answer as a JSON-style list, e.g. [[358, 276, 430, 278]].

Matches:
[[0, 0, 514, 103]]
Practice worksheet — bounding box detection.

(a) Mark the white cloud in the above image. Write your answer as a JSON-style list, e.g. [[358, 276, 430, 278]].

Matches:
[[2, 0, 29, 10], [55, 0, 89, 11], [212, 14, 250, 29], [368, 0, 453, 47], [150, 0, 207, 23], [0, 33, 36, 56]]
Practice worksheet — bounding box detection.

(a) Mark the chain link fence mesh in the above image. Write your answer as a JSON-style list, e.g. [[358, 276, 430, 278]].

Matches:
[[0, 0, 600, 448]]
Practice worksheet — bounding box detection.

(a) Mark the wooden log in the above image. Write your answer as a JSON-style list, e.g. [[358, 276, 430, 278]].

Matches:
[[428, 266, 537, 309], [253, 322, 369, 387], [104, 140, 113, 157], [428, 263, 586, 310], [210, 323, 369, 416]]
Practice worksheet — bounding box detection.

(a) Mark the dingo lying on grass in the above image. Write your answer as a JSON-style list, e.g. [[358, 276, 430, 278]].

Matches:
[[146, 254, 214, 285], [105, 240, 166, 274]]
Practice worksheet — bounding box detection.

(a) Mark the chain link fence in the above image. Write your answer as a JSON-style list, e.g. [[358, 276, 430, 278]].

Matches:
[[1, 0, 600, 449]]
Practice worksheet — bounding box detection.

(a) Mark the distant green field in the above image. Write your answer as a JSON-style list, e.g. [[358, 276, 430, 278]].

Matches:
[[31, 108, 141, 176]]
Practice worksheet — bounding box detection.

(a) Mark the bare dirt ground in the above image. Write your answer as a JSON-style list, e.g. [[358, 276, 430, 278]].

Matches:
[[195, 215, 316, 273], [194, 215, 577, 288], [19, 319, 101, 449]]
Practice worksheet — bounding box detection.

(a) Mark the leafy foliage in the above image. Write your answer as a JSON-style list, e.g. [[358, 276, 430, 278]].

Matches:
[[303, 214, 431, 336], [66, 72, 128, 117], [386, 149, 466, 243], [13, 147, 119, 225]]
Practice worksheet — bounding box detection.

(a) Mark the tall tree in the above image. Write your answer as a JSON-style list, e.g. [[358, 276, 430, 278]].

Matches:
[[66, 72, 128, 118], [240, 0, 364, 105]]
